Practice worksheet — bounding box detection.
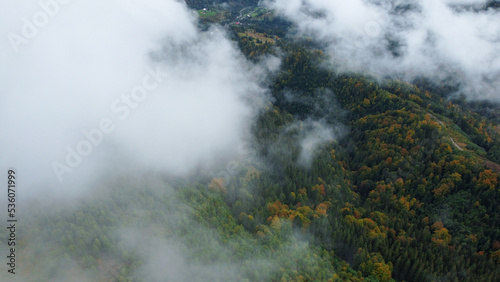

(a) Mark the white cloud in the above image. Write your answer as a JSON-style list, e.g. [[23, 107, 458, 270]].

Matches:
[[296, 120, 336, 168], [0, 0, 273, 199], [264, 0, 500, 100]]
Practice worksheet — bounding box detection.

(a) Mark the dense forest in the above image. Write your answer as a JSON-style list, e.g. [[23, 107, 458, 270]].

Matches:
[[2, 1, 499, 281]]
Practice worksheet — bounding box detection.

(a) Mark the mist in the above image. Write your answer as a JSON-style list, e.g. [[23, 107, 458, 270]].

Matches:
[[295, 120, 336, 168], [4, 0, 494, 281], [263, 0, 500, 100], [0, 1, 290, 280], [0, 0, 276, 199]]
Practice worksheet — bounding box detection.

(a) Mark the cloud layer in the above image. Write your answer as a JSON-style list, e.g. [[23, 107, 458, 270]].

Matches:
[[264, 0, 500, 100], [0, 0, 274, 198]]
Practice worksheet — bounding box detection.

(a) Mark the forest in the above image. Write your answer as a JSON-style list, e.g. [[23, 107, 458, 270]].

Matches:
[[1, 1, 499, 281]]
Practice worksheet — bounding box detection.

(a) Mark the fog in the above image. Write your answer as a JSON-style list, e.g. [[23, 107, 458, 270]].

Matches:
[[0, 0, 276, 199], [4, 0, 494, 280], [0, 1, 289, 280], [295, 120, 336, 168], [263, 0, 500, 100], [1, 173, 331, 281]]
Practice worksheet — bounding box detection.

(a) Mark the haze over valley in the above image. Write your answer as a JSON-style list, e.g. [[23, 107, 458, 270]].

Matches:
[[1, 0, 499, 281]]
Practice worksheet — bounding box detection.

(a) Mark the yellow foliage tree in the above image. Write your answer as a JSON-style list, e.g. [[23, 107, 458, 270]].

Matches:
[[208, 178, 227, 193]]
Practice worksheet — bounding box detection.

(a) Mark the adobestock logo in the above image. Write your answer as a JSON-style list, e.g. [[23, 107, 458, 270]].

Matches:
[[7, 0, 73, 54]]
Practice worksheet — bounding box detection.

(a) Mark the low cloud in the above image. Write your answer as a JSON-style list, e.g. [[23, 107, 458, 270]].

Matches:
[[0, 0, 275, 199], [292, 119, 337, 168], [264, 0, 500, 100]]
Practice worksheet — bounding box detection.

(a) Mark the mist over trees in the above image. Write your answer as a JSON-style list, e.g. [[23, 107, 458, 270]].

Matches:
[[1, 0, 499, 281]]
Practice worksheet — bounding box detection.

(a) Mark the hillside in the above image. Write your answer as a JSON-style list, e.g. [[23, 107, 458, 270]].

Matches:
[[1, 1, 499, 281]]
